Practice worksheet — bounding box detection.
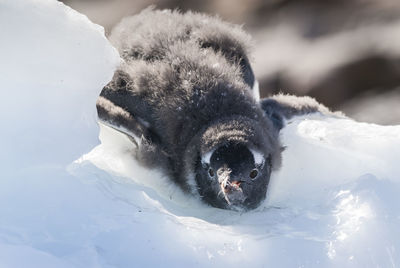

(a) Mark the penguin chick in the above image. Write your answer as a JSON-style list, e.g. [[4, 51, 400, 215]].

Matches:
[[96, 8, 333, 210]]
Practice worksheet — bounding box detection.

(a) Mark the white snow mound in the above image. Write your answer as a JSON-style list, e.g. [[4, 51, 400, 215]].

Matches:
[[1, 1, 399, 267]]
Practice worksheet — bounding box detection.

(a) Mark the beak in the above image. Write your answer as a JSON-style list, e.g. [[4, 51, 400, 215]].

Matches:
[[219, 172, 242, 193], [218, 175, 245, 206]]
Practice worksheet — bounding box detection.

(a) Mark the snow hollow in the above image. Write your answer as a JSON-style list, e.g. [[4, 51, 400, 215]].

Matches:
[[1, 0, 400, 267]]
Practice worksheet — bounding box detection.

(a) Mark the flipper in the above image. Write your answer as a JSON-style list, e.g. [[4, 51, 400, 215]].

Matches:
[[96, 96, 149, 147], [260, 94, 342, 130], [96, 67, 164, 148]]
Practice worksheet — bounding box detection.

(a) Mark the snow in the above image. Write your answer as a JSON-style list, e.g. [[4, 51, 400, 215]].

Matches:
[[1, 0, 400, 267], [0, 0, 119, 169]]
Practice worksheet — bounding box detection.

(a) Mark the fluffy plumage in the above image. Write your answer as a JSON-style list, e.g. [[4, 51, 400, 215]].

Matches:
[[97, 8, 333, 210]]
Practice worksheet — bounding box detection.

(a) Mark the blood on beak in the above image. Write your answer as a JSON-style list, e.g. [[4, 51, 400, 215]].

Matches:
[[231, 181, 241, 187]]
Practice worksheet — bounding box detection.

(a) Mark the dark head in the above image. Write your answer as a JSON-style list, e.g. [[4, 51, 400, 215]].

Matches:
[[195, 142, 272, 211]]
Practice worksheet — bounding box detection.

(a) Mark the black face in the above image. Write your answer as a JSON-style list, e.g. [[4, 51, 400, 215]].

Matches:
[[195, 143, 272, 211]]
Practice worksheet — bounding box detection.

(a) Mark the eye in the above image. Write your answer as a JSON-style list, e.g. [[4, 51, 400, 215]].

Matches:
[[249, 169, 258, 179], [208, 168, 215, 177]]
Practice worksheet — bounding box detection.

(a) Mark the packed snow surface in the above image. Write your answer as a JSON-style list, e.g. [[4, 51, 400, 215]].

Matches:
[[1, 0, 400, 267]]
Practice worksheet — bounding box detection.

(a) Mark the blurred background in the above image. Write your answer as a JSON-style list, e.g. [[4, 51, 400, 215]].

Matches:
[[61, 0, 400, 125]]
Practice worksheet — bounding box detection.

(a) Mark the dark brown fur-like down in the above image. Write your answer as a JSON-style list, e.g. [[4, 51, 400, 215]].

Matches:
[[97, 8, 334, 209]]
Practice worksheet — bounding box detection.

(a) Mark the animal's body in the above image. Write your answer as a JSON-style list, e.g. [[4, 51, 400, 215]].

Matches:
[[97, 8, 332, 210]]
